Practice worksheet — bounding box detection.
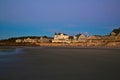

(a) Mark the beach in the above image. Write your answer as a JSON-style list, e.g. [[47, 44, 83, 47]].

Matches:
[[0, 47, 120, 80]]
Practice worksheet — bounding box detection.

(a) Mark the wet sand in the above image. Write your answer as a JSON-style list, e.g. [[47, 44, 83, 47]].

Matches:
[[0, 47, 120, 80]]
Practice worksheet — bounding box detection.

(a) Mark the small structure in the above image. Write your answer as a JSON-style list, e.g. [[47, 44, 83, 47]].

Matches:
[[38, 37, 52, 43], [16, 39, 22, 43], [23, 38, 36, 43]]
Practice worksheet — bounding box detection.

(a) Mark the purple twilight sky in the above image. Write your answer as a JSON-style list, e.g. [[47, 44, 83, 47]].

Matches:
[[0, 0, 120, 39]]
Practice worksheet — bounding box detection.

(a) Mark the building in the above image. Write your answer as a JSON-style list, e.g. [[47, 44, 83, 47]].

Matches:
[[78, 34, 86, 42], [87, 35, 102, 43], [52, 33, 69, 43], [23, 38, 36, 43], [38, 37, 52, 43], [110, 28, 120, 36], [73, 34, 86, 42], [16, 39, 22, 43]]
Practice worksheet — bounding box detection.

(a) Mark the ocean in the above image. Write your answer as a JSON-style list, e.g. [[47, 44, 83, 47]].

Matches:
[[0, 47, 120, 80]]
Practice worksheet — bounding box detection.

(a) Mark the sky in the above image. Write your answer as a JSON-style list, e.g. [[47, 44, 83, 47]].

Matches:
[[0, 0, 120, 39]]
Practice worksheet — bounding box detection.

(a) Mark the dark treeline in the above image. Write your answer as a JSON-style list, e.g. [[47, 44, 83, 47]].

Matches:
[[0, 36, 52, 41]]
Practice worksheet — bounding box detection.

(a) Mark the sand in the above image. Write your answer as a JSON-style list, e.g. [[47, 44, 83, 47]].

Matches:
[[0, 47, 120, 80]]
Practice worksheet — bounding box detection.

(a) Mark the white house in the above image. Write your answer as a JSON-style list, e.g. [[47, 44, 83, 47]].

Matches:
[[52, 33, 69, 43]]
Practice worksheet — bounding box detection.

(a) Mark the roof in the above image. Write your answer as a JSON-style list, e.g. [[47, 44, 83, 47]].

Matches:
[[54, 33, 68, 35], [111, 28, 120, 36], [75, 33, 82, 37]]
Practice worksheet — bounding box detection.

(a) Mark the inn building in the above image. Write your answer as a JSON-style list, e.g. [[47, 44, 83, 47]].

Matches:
[[52, 33, 69, 43]]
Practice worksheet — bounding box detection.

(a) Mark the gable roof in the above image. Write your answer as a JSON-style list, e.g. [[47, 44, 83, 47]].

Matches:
[[75, 33, 82, 37], [54, 33, 68, 35], [111, 28, 120, 36]]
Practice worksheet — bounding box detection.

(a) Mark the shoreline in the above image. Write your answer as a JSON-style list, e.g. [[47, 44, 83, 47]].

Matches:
[[1, 40, 120, 48], [0, 45, 120, 50]]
